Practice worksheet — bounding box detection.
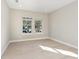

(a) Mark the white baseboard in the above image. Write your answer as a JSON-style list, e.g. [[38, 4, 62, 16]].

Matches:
[[2, 37, 77, 56], [9, 37, 49, 43], [9, 37, 78, 49], [2, 37, 49, 56], [50, 37, 78, 49], [2, 37, 47, 56], [1, 42, 10, 56]]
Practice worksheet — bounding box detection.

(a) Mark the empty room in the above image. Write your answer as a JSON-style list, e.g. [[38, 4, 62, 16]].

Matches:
[[1, 0, 78, 59]]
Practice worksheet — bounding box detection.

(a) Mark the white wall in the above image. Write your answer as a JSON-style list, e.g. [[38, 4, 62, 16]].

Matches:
[[10, 9, 48, 41], [49, 1, 78, 48], [1, 0, 77, 56], [1, 0, 10, 55]]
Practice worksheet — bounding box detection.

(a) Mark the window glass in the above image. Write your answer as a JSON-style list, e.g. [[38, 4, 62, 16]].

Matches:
[[23, 20, 32, 33], [35, 20, 42, 32]]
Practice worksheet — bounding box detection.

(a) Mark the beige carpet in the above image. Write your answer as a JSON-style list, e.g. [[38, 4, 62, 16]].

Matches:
[[2, 39, 78, 59]]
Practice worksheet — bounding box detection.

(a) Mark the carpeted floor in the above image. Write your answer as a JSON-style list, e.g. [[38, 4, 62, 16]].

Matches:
[[2, 39, 78, 59]]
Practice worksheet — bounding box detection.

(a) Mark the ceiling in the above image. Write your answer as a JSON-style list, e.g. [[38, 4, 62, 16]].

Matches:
[[6, 0, 77, 13]]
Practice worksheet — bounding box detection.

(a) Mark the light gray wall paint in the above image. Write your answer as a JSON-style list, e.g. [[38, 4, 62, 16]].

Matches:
[[10, 9, 48, 41], [1, 0, 10, 55], [49, 1, 78, 48]]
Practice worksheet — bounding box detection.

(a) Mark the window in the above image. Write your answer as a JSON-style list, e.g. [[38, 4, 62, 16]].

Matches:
[[35, 20, 42, 32], [23, 17, 32, 33]]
